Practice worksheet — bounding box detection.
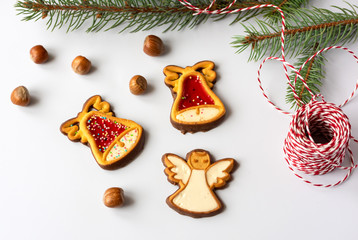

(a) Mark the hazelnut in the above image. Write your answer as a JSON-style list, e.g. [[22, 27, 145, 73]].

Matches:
[[71, 56, 91, 75], [129, 75, 147, 95], [11, 86, 30, 106], [143, 35, 164, 56], [30, 45, 49, 64], [103, 187, 124, 208]]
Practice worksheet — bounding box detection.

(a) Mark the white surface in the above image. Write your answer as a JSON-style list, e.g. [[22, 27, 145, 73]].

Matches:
[[1, 1, 358, 240]]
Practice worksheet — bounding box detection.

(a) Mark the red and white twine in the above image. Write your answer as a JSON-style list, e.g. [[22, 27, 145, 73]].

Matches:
[[179, 0, 358, 187]]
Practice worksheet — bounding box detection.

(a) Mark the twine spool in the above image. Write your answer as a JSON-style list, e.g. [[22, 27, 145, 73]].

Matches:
[[179, 0, 358, 186], [284, 96, 356, 187]]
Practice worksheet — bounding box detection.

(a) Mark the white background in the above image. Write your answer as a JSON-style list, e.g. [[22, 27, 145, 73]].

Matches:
[[1, 1, 358, 239]]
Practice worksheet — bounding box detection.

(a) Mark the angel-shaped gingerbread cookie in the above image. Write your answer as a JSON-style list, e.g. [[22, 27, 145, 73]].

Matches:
[[162, 149, 235, 218], [61, 95, 144, 170], [164, 61, 226, 133]]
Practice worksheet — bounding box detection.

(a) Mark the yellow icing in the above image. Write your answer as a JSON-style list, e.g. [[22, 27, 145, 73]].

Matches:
[[176, 107, 220, 123], [173, 170, 219, 212], [106, 129, 138, 161]]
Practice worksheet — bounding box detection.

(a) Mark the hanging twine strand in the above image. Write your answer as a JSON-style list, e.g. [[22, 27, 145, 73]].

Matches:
[[179, 0, 358, 187]]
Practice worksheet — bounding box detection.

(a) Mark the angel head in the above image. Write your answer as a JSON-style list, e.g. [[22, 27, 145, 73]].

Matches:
[[188, 150, 210, 170]]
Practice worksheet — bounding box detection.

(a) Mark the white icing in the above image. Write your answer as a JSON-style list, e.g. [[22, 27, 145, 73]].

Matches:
[[175, 107, 220, 123], [172, 170, 219, 213], [106, 129, 138, 161], [167, 155, 191, 185], [206, 160, 232, 187]]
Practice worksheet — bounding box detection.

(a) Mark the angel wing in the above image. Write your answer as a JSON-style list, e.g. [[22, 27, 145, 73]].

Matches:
[[206, 159, 234, 189], [162, 154, 192, 187]]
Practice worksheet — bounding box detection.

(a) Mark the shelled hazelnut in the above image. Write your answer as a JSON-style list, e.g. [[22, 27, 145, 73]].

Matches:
[[11, 86, 30, 106], [143, 35, 164, 56], [72, 56, 91, 75], [30, 45, 49, 64], [129, 75, 147, 95], [103, 187, 124, 208]]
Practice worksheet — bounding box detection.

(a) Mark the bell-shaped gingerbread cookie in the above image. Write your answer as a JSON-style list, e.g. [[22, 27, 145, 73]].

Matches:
[[60, 95, 144, 170], [164, 61, 225, 133]]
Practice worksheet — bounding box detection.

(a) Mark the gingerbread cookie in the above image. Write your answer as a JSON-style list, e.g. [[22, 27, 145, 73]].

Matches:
[[60, 95, 144, 170], [163, 61, 226, 133], [162, 149, 235, 218]]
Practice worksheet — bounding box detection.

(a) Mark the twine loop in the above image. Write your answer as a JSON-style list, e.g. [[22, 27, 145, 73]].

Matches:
[[178, 0, 358, 187]]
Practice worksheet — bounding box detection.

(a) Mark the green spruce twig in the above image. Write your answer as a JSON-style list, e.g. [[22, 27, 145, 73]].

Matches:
[[286, 44, 326, 108], [232, 4, 358, 61], [235, 0, 309, 24], [213, 0, 308, 24], [15, 0, 305, 32]]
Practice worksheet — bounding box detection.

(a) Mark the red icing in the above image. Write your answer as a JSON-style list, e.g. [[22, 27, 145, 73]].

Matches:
[[86, 115, 128, 153], [178, 75, 214, 111]]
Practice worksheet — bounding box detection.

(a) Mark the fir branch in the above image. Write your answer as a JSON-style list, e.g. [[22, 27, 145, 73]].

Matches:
[[285, 44, 326, 108], [232, 4, 358, 61], [15, 0, 303, 32], [212, 0, 308, 24], [247, 0, 309, 23]]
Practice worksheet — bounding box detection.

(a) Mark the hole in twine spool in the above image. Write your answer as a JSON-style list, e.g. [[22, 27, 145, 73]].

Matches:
[[284, 99, 351, 177], [306, 119, 333, 144]]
